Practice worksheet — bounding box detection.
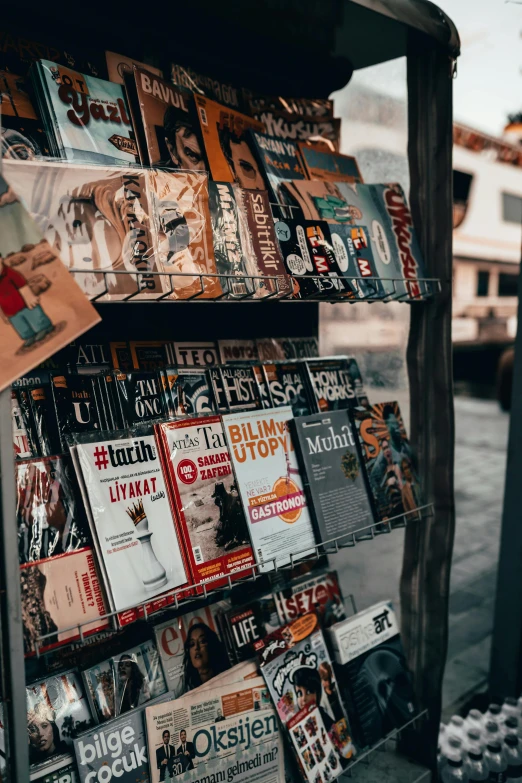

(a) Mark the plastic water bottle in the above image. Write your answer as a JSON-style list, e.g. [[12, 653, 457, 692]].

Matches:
[[484, 741, 507, 782], [442, 752, 469, 783], [487, 705, 504, 723], [464, 729, 483, 752], [449, 715, 467, 742], [503, 699, 520, 721], [483, 720, 501, 747], [504, 735, 522, 780], [465, 748, 489, 782], [467, 710, 485, 733], [502, 718, 522, 740]]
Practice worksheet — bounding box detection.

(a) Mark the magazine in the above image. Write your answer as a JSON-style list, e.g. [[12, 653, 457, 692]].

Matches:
[[83, 639, 167, 722], [162, 367, 216, 417], [20, 547, 109, 655], [208, 182, 252, 296], [327, 601, 417, 748], [106, 51, 162, 84], [224, 594, 280, 662], [273, 570, 346, 629], [305, 358, 364, 412], [250, 110, 341, 150], [144, 677, 283, 783], [261, 362, 314, 417], [209, 366, 261, 412], [171, 62, 242, 111], [155, 417, 255, 588], [223, 406, 316, 572], [153, 603, 232, 696], [247, 130, 305, 219], [217, 340, 258, 364], [256, 613, 355, 781], [297, 144, 362, 183], [171, 342, 219, 367], [12, 388, 37, 459], [291, 410, 375, 546], [112, 371, 166, 426], [73, 434, 189, 623], [31, 60, 139, 165], [26, 670, 93, 766], [30, 755, 79, 782], [0, 70, 50, 159]]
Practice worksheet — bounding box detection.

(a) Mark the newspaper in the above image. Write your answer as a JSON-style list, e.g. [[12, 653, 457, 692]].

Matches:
[[145, 677, 283, 783]]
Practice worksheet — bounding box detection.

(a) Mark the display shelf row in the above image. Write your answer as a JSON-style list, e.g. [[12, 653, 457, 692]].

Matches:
[[70, 269, 441, 304], [32, 502, 433, 657]]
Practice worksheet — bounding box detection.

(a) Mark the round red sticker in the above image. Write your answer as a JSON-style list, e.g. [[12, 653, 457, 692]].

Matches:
[[177, 459, 197, 485]]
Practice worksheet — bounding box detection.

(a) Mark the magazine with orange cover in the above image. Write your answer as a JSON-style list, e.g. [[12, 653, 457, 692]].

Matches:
[[194, 94, 265, 185], [147, 168, 222, 299]]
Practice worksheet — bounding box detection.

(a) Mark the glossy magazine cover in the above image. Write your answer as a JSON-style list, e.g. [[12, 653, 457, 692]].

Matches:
[[281, 180, 429, 299], [208, 182, 252, 296], [297, 144, 362, 183], [261, 361, 314, 417], [247, 130, 305, 218], [156, 417, 255, 587], [74, 434, 189, 622], [250, 109, 341, 151], [274, 570, 346, 629], [0, 70, 51, 159], [2, 159, 166, 300], [305, 358, 364, 412], [223, 406, 316, 572], [31, 59, 138, 165]]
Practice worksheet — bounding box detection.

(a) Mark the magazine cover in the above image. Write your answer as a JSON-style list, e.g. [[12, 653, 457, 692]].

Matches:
[[353, 401, 422, 527], [327, 224, 384, 299], [147, 168, 221, 300], [172, 62, 242, 110], [244, 92, 333, 118], [31, 60, 139, 165], [156, 417, 255, 588], [83, 639, 167, 722], [291, 410, 375, 547], [106, 51, 162, 84], [208, 182, 252, 296], [130, 341, 173, 371], [171, 342, 219, 367], [27, 381, 62, 456], [297, 144, 362, 183], [20, 547, 109, 655], [255, 338, 286, 361], [250, 109, 341, 150], [281, 181, 429, 299], [305, 358, 364, 412], [17, 454, 90, 564], [130, 67, 206, 170], [0, 174, 100, 392], [163, 367, 216, 417], [274, 571, 346, 629], [274, 218, 350, 298], [113, 371, 166, 426], [74, 434, 189, 621], [153, 603, 232, 695], [68, 341, 112, 373], [278, 337, 320, 360], [3, 159, 165, 300], [224, 594, 280, 662], [26, 670, 93, 766], [256, 613, 354, 779], [328, 601, 417, 748], [50, 374, 100, 450], [223, 406, 316, 572], [144, 677, 282, 783], [29, 755, 79, 782], [193, 94, 265, 185], [247, 130, 305, 217], [262, 362, 314, 416], [0, 70, 51, 159], [12, 388, 37, 459], [15, 387, 41, 457], [209, 366, 261, 412], [235, 187, 293, 297], [218, 340, 258, 364]]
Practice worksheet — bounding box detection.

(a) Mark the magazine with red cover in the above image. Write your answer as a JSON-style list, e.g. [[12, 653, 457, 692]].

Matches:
[[155, 416, 255, 590]]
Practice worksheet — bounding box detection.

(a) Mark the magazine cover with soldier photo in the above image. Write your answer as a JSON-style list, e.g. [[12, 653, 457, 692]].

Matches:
[[353, 401, 422, 529], [256, 613, 355, 781], [156, 416, 255, 589], [26, 670, 93, 767], [127, 66, 207, 170]]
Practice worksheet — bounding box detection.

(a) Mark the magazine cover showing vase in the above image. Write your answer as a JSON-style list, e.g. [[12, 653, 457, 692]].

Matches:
[[3, 159, 167, 300]]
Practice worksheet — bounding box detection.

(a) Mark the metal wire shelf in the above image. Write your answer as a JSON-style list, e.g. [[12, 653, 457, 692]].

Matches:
[[70, 268, 441, 304], [31, 502, 434, 658]]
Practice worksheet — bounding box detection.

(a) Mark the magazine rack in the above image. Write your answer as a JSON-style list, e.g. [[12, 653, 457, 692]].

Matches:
[[0, 1, 459, 780]]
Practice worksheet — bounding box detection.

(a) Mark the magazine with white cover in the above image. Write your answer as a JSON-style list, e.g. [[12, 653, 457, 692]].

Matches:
[[222, 406, 316, 572], [154, 603, 231, 696], [145, 677, 283, 783], [74, 434, 189, 622]]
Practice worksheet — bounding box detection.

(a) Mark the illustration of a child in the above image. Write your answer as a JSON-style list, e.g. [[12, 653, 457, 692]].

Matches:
[[0, 255, 54, 347]]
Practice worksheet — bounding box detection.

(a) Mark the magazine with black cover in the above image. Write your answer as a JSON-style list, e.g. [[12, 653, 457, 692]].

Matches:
[[208, 182, 252, 296], [31, 60, 139, 165], [291, 410, 375, 548], [171, 342, 219, 367], [244, 92, 333, 118], [328, 224, 384, 299], [51, 374, 101, 451], [305, 358, 365, 412], [261, 361, 314, 416], [327, 601, 417, 749], [278, 337, 320, 360], [274, 218, 349, 298], [17, 454, 90, 564], [29, 755, 79, 782], [171, 61, 242, 111], [250, 109, 341, 150], [126, 66, 206, 170], [273, 570, 346, 629], [224, 593, 280, 663], [15, 387, 41, 456], [0, 70, 51, 158], [209, 365, 261, 412], [26, 670, 94, 766], [352, 401, 422, 528], [218, 340, 258, 364], [82, 639, 167, 723], [256, 612, 355, 780], [68, 341, 112, 374], [28, 381, 62, 456], [130, 341, 173, 371], [163, 367, 216, 416], [12, 389, 37, 459], [113, 371, 166, 426], [247, 130, 305, 219]]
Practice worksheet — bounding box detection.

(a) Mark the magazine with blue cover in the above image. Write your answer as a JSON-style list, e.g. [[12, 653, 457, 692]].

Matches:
[[31, 60, 139, 166]]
